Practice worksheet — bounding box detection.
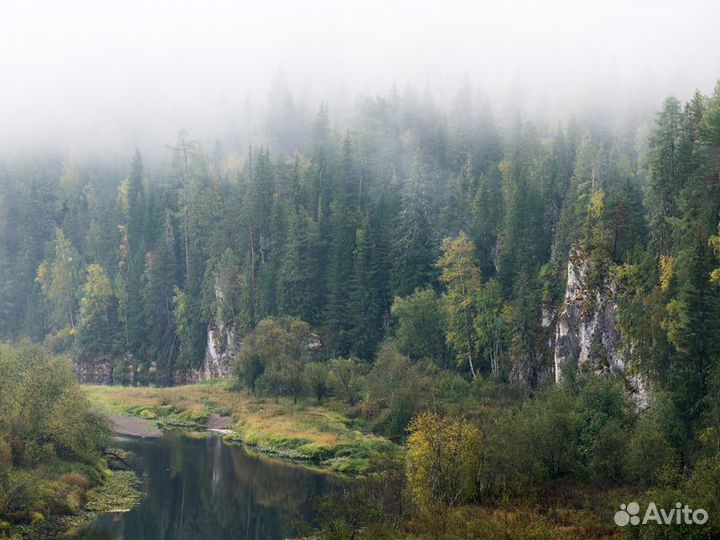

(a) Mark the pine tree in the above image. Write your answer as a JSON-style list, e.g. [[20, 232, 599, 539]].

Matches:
[[391, 182, 435, 298], [647, 97, 683, 256], [325, 202, 357, 355], [348, 217, 383, 360], [471, 168, 502, 279], [278, 208, 321, 323], [143, 212, 178, 377], [257, 194, 288, 318], [127, 150, 146, 253]]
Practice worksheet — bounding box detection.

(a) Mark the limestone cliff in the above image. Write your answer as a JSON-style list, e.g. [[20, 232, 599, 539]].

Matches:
[[553, 245, 625, 382], [173, 324, 237, 384], [552, 245, 650, 407], [202, 319, 237, 379]]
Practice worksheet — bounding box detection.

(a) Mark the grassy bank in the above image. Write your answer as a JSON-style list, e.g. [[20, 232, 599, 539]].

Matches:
[[82, 380, 395, 474]]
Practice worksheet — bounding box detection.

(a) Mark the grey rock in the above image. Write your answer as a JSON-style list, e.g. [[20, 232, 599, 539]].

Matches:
[[554, 245, 624, 381]]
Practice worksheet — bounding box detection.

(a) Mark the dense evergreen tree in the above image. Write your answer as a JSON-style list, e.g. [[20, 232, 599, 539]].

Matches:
[[348, 217, 383, 360]]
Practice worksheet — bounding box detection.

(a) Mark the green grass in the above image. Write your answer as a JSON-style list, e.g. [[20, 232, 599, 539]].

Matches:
[[83, 382, 396, 475]]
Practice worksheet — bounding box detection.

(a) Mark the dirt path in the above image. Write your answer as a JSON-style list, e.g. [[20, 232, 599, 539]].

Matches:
[[109, 414, 162, 438]]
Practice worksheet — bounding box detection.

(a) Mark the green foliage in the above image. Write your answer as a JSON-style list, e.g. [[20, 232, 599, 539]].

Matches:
[[634, 453, 720, 540], [366, 345, 434, 439], [1, 85, 710, 399], [390, 287, 446, 365], [78, 264, 117, 356], [0, 343, 109, 527], [37, 228, 82, 330], [437, 232, 483, 378], [473, 278, 513, 376], [405, 374, 639, 508], [235, 317, 315, 402], [279, 208, 322, 324], [347, 219, 384, 360], [173, 286, 206, 371], [306, 361, 330, 403], [2, 80, 720, 539], [84, 470, 141, 512], [329, 357, 365, 405]]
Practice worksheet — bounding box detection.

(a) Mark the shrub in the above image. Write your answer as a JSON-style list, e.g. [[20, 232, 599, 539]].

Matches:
[[367, 346, 434, 439], [0, 343, 110, 526], [406, 412, 482, 511], [234, 317, 315, 402], [625, 406, 677, 485], [329, 357, 365, 406], [637, 453, 720, 539]]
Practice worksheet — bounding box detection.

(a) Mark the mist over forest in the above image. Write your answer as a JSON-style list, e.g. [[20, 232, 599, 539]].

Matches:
[[2, 2, 720, 540], [2, 0, 720, 158]]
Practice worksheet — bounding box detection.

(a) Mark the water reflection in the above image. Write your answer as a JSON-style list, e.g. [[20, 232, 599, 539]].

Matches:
[[73, 433, 334, 540]]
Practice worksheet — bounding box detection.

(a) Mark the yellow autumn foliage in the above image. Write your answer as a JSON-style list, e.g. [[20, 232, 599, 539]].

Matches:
[[406, 412, 482, 512]]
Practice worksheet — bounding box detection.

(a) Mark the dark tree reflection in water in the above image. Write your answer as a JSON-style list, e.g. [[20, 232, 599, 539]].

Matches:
[[73, 433, 336, 540]]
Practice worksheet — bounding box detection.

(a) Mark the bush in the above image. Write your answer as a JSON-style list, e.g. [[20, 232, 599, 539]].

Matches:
[[329, 357, 365, 406], [234, 317, 316, 402], [366, 346, 434, 439], [636, 453, 720, 539], [432, 372, 472, 403], [625, 405, 677, 485], [139, 409, 157, 420], [475, 409, 541, 500], [0, 343, 110, 526], [390, 288, 447, 366], [305, 362, 330, 403], [438, 372, 638, 502], [406, 412, 482, 512]]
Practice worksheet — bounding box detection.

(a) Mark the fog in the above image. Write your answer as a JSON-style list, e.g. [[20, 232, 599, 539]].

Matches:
[[1, 0, 719, 156]]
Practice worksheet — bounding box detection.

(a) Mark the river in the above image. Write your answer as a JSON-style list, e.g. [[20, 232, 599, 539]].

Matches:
[[72, 432, 336, 540]]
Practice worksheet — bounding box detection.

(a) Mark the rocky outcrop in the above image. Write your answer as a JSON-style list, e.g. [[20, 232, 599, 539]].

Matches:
[[174, 278, 241, 384], [194, 274, 325, 383], [554, 245, 625, 382], [202, 322, 237, 380], [75, 353, 159, 385], [175, 315, 238, 385], [75, 356, 114, 384]]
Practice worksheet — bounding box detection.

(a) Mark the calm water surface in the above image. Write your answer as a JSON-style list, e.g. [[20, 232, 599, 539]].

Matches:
[[73, 433, 335, 540]]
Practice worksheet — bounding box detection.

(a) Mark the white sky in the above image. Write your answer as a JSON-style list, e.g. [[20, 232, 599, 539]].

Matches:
[[1, 0, 719, 153]]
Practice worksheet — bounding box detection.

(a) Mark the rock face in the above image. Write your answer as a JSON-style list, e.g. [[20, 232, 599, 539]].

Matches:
[[554, 245, 625, 382], [202, 321, 237, 380], [172, 328, 236, 384], [75, 353, 157, 385], [75, 356, 114, 384], [175, 278, 240, 384]]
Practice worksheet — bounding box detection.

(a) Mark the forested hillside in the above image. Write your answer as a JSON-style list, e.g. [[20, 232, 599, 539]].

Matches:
[[0, 82, 719, 396], [2, 77, 720, 538]]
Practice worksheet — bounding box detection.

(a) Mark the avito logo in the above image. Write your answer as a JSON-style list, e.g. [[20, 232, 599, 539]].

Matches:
[[614, 501, 708, 526]]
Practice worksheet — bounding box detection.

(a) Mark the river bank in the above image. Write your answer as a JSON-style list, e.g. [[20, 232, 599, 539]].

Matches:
[[83, 380, 396, 475], [109, 415, 162, 438]]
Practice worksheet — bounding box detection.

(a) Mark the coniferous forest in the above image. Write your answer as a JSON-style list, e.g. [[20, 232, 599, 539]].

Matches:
[[2, 86, 719, 390], [2, 3, 720, 540], [2, 82, 720, 538]]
